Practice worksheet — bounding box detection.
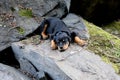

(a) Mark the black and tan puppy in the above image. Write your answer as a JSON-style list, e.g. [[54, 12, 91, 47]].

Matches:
[[39, 17, 85, 51]]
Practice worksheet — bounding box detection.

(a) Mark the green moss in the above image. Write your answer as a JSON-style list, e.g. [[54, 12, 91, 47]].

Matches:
[[84, 21, 120, 74], [16, 27, 25, 35], [19, 9, 33, 18], [85, 21, 120, 56], [102, 56, 119, 73], [103, 21, 120, 37]]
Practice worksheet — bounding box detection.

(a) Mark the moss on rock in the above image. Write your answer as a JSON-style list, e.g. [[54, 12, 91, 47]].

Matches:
[[103, 21, 120, 38], [16, 27, 25, 35], [85, 21, 120, 74], [19, 9, 33, 18]]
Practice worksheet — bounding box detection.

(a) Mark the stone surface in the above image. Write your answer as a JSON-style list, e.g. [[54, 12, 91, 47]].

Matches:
[[11, 39, 120, 80], [14, 0, 69, 17], [0, 0, 70, 51], [64, 0, 71, 11], [18, 57, 46, 80], [0, 63, 30, 80], [63, 13, 89, 40], [0, 17, 39, 51], [0, 0, 69, 17]]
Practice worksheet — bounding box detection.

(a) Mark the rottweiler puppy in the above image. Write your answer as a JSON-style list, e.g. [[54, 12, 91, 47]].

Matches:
[[39, 17, 85, 51]]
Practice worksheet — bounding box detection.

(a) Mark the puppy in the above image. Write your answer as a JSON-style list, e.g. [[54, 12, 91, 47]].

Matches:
[[39, 17, 85, 51]]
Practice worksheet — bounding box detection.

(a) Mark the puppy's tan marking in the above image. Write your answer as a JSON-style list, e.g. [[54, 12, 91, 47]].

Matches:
[[41, 24, 48, 39], [74, 36, 86, 46], [51, 40, 57, 49], [63, 42, 69, 50]]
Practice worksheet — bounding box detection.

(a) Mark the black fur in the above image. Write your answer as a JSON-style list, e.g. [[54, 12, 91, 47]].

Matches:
[[39, 17, 71, 51]]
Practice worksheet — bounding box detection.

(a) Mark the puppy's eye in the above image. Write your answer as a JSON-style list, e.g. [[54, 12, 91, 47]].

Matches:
[[62, 39, 65, 42]]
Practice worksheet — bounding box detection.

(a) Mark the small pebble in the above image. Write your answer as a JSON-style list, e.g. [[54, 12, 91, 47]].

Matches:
[[0, 24, 2, 27], [3, 25, 6, 27]]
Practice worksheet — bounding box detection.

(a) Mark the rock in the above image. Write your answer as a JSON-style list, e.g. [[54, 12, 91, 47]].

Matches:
[[64, 0, 71, 11], [11, 39, 120, 80], [63, 13, 89, 40], [18, 57, 47, 80], [0, 0, 69, 17], [13, 0, 69, 17], [0, 18, 39, 51], [0, 63, 30, 80], [0, 0, 70, 51]]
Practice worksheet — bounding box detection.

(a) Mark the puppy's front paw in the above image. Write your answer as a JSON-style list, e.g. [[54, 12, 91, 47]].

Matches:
[[79, 40, 87, 47], [51, 40, 57, 50], [41, 32, 48, 39]]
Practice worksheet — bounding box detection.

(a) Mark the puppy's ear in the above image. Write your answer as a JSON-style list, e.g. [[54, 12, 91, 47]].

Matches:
[[65, 32, 71, 42], [66, 31, 71, 37], [70, 32, 77, 42], [68, 36, 71, 42]]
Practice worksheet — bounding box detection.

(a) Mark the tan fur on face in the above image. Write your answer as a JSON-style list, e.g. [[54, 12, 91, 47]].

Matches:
[[51, 40, 57, 50], [58, 42, 69, 51], [41, 24, 48, 39], [63, 42, 69, 50], [74, 36, 86, 46]]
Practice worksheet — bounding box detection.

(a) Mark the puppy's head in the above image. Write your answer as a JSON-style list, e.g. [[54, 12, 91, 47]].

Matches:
[[53, 32, 71, 51]]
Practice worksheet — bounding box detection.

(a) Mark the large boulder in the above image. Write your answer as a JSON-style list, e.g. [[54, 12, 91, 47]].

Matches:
[[11, 37, 120, 80], [0, 0, 70, 51], [11, 13, 119, 80], [63, 13, 89, 40], [0, 63, 30, 80]]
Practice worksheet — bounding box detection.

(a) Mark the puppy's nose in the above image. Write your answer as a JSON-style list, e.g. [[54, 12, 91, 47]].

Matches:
[[60, 47, 63, 49]]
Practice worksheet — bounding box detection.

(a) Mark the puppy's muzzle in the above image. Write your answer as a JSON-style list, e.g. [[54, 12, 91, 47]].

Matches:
[[58, 43, 69, 52], [58, 46, 65, 52]]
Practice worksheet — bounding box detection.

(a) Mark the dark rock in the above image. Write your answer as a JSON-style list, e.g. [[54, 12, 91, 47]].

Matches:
[[0, 47, 19, 67], [0, 63, 30, 80], [70, 0, 120, 25]]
